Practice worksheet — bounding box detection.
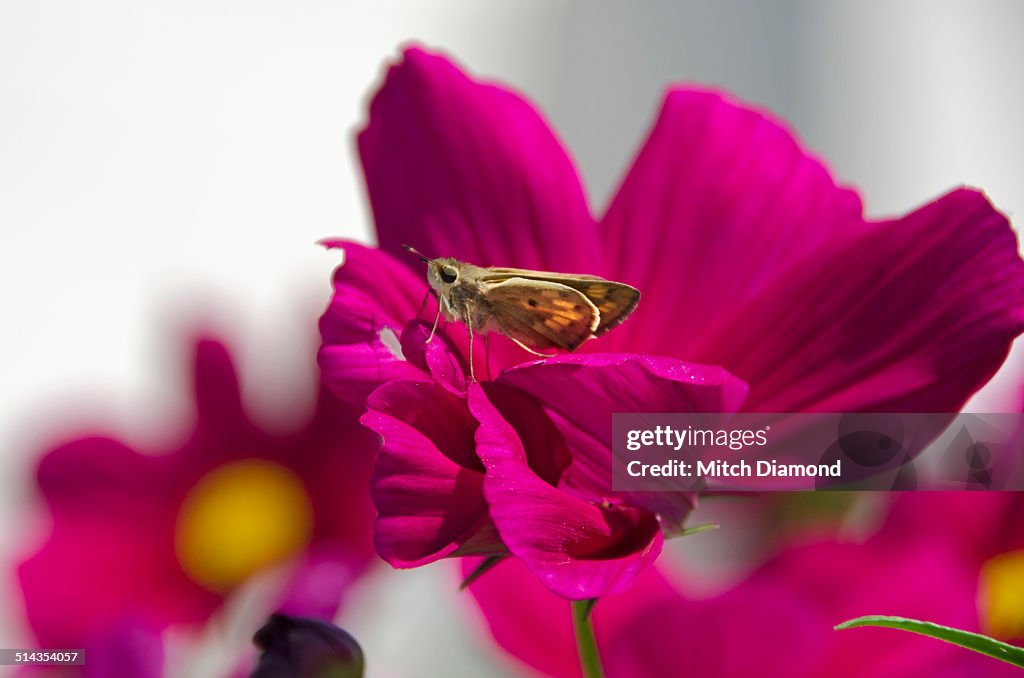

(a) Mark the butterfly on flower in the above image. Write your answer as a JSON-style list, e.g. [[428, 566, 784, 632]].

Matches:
[[404, 245, 640, 380]]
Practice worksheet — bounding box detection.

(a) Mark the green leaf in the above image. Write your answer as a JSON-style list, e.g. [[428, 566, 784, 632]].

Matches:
[[459, 555, 507, 591], [835, 615, 1024, 669], [678, 523, 719, 537]]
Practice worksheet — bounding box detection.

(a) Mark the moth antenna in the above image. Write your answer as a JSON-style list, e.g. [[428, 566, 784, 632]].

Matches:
[[401, 244, 432, 263]]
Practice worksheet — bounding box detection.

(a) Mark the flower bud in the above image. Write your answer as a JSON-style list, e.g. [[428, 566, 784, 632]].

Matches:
[[251, 613, 364, 678]]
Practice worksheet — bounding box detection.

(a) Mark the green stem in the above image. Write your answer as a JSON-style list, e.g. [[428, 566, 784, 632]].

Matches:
[[571, 599, 605, 678]]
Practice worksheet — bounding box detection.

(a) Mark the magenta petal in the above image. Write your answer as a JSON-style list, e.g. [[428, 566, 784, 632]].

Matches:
[[19, 438, 213, 647], [462, 557, 680, 678], [318, 242, 426, 404], [462, 555, 822, 678], [601, 88, 863, 355], [496, 353, 748, 529], [753, 538, 986, 677], [193, 338, 245, 428], [362, 380, 500, 567], [358, 46, 600, 272], [469, 385, 664, 599], [602, 577, 825, 678], [466, 536, 1010, 678], [703, 188, 1024, 412], [880, 492, 1024, 560], [399, 322, 468, 395], [83, 620, 164, 678], [461, 557, 581, 678], [274, 547, 366, 621]]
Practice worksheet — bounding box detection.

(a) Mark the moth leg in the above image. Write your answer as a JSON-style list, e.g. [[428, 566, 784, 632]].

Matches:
[[467, 319, 477, 382], [506, 334, 556, 358], [426, 301, 443, 343], [416, 289, 432, 318]]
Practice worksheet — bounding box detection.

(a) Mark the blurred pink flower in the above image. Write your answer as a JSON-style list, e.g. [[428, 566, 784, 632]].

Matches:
[[319, 46, 1024, 598], [881, 491, 1024, 643], [463, 498, 1024, 678], [17, 337, 378, 656]]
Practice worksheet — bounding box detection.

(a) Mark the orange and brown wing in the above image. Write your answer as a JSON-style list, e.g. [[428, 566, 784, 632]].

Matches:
[[480, 268, 640, 336], [561, 280, 640, 335], [485, 278, 599, 351]]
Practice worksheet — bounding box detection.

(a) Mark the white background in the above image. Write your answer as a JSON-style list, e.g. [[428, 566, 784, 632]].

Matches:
[[2, 2, 1023, 676]]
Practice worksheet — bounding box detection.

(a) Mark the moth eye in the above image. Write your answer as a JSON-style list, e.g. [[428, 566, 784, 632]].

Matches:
[[439, 266, 458, 284]]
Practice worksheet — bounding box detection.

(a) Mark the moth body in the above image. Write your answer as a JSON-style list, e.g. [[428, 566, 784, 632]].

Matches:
[[426, 258, 493, 330]]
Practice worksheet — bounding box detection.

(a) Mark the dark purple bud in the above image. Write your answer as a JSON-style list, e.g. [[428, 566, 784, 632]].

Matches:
[[250, 613, 364, 678]]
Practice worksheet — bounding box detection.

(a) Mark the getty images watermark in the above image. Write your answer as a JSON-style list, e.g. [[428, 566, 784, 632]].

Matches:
[[612, 413, 1024, 492]]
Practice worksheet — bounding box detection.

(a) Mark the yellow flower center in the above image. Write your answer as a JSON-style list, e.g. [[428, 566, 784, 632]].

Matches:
[[175, 459, 313, 592], [979, 549, 1024, 640]]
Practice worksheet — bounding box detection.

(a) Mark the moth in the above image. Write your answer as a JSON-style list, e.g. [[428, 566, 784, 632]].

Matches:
[[404, 245, 640, 380]]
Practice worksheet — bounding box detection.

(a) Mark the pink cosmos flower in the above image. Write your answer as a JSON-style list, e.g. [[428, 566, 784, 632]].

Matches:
[[17, 337, 378, 658], [462, 498, 1024, 678], [319, 46, 1024, 599]]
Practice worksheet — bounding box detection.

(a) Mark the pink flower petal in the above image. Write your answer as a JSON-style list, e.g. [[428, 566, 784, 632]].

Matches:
[[701, 189, 1024, 412], [18, 438, 215, 647], [460, 557, 580, 678], [496, 353, 748, 529], [462, 556, 822, 678], [83, 620, 164, 678], [399, 322, 468, 395], [193, 338, 246, 428], [602, 578, 825, 678], [362, 380, 501, 567], [358, 46, 600, 272], [461, 556, 679, 678], [879, 492, 1024, 567], [752, 538, 990, 677], [600, 88, 863, 356], [275, 547, 367, 621], [469, 384, 663, 599], [465, 534, 1003, 677], [318, 241, 426, 404], [20, 338, 380, 651], [293, 391, 379, 567]]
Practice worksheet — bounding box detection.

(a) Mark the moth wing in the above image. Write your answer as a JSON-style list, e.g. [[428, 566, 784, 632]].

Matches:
[[557, 280, 640, 335], [479, 267, 604, 283], [480, 268, 639, 335], [481, 270, 634, 335], [484, 277, 599, 351]]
